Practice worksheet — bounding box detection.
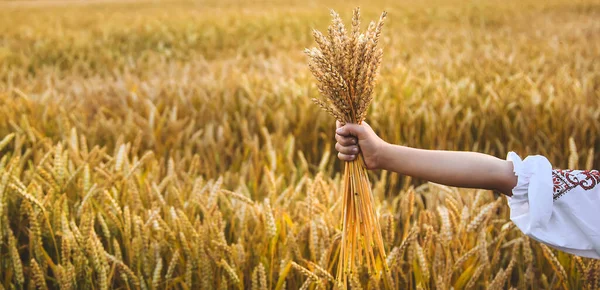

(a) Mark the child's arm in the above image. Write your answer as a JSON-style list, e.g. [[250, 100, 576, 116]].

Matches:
[[337, 122, 600, 259], [335, 122, 517, 196]]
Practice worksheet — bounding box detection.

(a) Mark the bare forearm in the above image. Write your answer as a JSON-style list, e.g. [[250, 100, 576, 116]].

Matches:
[[379, 144, 517, 195]]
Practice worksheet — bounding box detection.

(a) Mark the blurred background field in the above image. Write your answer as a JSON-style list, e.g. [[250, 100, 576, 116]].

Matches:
[[0, 0, 599, 289]]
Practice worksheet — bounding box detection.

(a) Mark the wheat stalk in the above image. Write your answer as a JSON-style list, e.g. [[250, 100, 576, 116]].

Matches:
[[31, 259, 48, 290], [306, 7, 389, 289], [540, 244, 568, 290]]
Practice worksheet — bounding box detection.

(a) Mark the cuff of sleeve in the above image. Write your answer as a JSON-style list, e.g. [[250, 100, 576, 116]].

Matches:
[[506, 152, 554, 234]]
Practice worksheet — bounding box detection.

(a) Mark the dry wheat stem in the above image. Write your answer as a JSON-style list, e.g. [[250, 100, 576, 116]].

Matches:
[[306, 7, 390, 289]]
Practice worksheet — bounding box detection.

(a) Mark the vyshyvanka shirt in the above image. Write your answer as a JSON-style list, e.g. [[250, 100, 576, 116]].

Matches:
[[507, 152, 600, 259]]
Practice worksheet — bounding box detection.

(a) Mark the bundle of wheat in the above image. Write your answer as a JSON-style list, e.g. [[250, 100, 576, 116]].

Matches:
[[305, 7, 390, 289]]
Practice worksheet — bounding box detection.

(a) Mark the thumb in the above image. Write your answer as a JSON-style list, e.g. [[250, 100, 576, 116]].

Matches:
[[336, 123, 366, 139]]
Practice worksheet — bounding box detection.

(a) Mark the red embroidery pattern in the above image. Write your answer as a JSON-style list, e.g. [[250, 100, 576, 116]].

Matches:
[[552, 169, 600, 201]]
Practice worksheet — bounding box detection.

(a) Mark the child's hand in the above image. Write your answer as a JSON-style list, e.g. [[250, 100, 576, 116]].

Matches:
[[335, 121, 387, 170]]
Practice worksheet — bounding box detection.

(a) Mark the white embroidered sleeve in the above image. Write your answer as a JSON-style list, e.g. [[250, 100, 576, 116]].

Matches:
[[507, 152, 600, 259]]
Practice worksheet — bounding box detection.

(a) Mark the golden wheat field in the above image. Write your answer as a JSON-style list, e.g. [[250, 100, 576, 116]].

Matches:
[[0, 0, 599, 289]]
